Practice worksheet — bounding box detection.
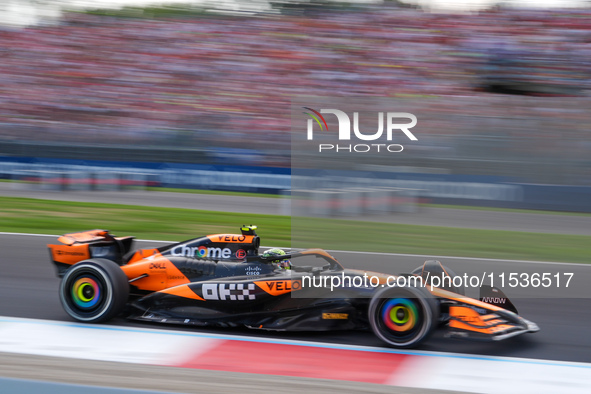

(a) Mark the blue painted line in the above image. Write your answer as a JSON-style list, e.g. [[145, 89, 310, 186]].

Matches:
[[1, 316, 590, 369], [0, 377, 172, 394]]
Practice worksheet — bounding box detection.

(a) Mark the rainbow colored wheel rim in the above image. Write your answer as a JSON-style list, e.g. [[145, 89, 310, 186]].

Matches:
[[71, 277, 101, 308], [381, 298, 418, 332]]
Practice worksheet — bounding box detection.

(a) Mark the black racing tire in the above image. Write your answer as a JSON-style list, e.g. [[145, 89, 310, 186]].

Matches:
[[368, 286, 438, 348], [59, 258, 129, 323]]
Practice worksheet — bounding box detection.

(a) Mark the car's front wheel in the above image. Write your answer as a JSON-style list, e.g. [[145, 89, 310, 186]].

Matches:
[[59, 258, 129, 323], [368, 286, 438, 348]]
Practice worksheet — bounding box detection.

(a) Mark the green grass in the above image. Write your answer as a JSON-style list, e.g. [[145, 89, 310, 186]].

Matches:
[[0, 197, 290, 245], [291, 217, 590, 263], [80, 5, 210, 19], [0, 196, 588, 264]]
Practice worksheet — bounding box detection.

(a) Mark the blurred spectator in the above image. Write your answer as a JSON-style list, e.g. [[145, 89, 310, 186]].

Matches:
[[0, 6, 589, 179]]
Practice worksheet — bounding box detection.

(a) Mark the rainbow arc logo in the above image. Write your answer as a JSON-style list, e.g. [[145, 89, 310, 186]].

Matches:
[[303, 107, 328, 132]]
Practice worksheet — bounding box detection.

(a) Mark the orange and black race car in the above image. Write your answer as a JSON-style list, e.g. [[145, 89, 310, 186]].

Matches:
[[48, 225, 539, 348]]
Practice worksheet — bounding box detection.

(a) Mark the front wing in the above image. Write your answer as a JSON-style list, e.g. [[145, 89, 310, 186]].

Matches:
[[446, 304, 539, 341], [430, 286, 540, 341]]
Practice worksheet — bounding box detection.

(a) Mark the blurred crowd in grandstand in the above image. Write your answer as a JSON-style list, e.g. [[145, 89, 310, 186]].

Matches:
[[0, 5, 590, 179]]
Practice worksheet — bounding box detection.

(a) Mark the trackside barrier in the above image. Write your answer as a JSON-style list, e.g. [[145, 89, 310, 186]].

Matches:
[[363, 188, 390, 214], [291, 188, 419, 217], [36, 170, 67, 191], [10, 169, 157, 191], [67, 170, 92, 191], [93, 171, 120, 191], [2, 159, 590, 212], [390, 187, 421, 213], [120, 172, 152, 191]]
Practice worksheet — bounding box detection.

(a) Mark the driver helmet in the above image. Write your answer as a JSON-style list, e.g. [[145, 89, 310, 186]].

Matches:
[[262, 248, 291, 270]]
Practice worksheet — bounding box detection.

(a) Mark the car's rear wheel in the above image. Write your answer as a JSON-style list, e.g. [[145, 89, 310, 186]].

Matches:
[[59, 258, 129, 323], [368, 286, 438, 348]]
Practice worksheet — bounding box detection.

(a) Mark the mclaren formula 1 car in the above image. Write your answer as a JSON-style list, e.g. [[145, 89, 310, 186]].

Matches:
[[48, 226, 539, 348]]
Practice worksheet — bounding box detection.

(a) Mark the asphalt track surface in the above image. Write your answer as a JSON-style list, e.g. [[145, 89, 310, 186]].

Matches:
[[1, 234, 590, 364], [3, 183, 591, 235]]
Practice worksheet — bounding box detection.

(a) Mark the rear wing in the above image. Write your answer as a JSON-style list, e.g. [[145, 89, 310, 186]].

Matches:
[[48, 229, 135, 276], [57, 229, 116, 245]]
